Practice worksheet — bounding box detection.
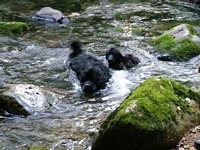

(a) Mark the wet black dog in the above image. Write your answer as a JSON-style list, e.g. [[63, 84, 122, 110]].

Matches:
[[106, 47, 140, 70], [67, 40, 110, 93]]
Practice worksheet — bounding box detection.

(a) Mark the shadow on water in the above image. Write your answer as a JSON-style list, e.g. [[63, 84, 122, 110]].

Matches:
[[0, 0, 200, 150]]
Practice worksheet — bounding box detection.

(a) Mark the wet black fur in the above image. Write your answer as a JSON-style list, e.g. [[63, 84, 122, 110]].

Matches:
[[67, 40, 110, 93], [106, 47, 140, 70]]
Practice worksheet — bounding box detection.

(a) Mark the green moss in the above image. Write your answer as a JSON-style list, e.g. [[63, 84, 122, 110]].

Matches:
[[114, 12, 123, 21], [0, 22, 29, 37], [106, 77, 200, 132], [171, 37, 200, 61], [186, 24, 197, 35], [151, 34, 176, 52], [132, 27, 144, 36]]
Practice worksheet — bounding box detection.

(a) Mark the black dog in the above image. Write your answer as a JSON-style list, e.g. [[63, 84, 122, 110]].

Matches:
[[106, 47, 140, 70], [67, 40, 110, 93]]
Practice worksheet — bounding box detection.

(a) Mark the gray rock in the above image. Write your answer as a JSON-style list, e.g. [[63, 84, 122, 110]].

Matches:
[[166, 24, 200, 44], [33, 7, 69, 24], [0, 84, 64, 115]]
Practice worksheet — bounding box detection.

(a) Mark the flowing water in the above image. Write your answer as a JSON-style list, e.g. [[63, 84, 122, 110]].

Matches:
[[0, 0, 200, 149]]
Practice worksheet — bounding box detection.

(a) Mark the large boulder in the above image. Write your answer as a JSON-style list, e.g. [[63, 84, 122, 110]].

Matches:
[[150, 24, 200, 61], [0, 84, 64, 116], [92, 77, 200, 150], [32, 7, 69, 24]]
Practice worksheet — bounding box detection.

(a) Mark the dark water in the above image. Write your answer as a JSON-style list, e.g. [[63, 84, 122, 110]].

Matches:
[[0, 0, 200, 149]]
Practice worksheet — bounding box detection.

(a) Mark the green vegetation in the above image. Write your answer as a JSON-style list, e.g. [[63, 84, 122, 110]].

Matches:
[[106, 77, 200, 132], [186, 24, 197, 35], [114, 12, 123, 21], [0, 22, 29, 37], [132, 27, 145, 36], [171, 37, 200, 60], [151, 34, 176, 52]]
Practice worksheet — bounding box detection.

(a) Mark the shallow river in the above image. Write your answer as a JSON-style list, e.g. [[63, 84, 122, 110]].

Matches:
[[0, 0, 200, 149]]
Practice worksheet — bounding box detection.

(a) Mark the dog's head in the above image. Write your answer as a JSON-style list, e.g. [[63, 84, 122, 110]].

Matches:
[[106, 48, 123, 70], [67, 40, 83, 58]]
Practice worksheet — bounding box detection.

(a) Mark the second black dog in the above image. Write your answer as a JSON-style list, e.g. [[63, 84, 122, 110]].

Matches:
[[106, 47, 140, 70], [67, 40, 110, 93]]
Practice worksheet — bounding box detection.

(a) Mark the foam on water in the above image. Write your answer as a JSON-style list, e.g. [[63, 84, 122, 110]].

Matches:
[[102, 70, 135, 101]]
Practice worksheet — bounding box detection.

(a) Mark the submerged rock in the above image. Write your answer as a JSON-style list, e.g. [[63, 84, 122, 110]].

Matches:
[[150, 24, 200, 61], [32, 7, 69, 24], [92, 77, 200, 150], [0, 84, 64, 116], [0, 22, 29, 37]]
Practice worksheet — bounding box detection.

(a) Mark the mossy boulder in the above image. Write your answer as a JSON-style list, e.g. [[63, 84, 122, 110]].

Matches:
[[150, 24, 200, 61], [0, 22, 29, 37], [92, 77, 200, 150]]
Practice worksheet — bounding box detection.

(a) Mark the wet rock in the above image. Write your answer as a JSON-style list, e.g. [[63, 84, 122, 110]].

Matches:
[[198, 65, 200, 73], [0, 22, 29, 37], [0, 84, 64, 116], [166, 24, 200, 43], [194, 139, 200, 150], [92, 77, 200, 150], [157, 53, 174, 61], [150, 24, 200, 61], [32, 7, 69, 24]]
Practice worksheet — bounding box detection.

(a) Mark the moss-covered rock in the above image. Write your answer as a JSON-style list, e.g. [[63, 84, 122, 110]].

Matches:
[[92, 77, 200, 150], [0, 22, 29, 37], [150, 24, 200, 61]]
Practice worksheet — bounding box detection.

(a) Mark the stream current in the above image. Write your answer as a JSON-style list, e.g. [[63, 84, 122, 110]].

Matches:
[[0, 1, 200, 149]]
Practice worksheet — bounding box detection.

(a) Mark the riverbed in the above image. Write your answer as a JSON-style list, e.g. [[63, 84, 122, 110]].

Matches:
[[0, 0, 200, 149]]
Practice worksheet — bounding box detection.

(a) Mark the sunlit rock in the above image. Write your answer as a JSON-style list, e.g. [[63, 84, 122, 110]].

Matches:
[[0, 84, 64, 116], [92, 77, 200, 150], [32, 7, 69, 24], [0, 22, 29, 37], [150, 24, 200, 61]]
